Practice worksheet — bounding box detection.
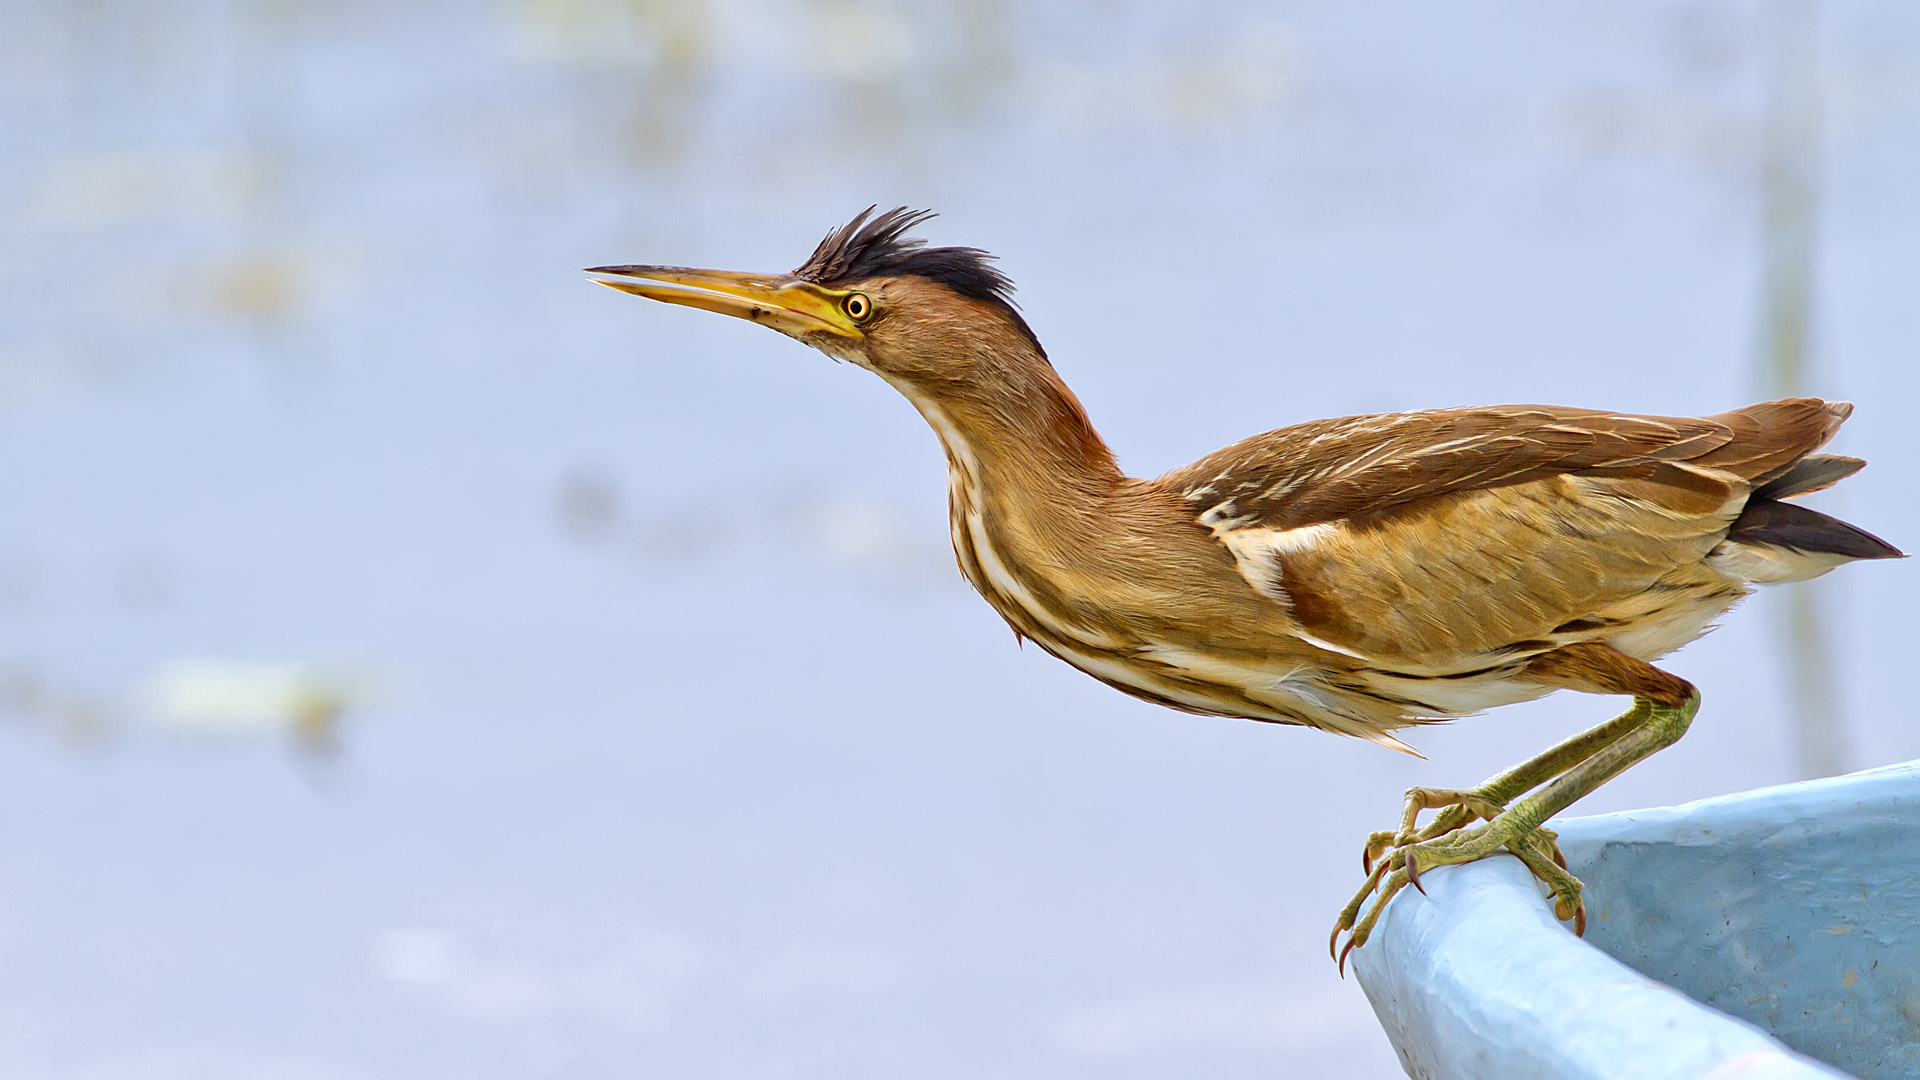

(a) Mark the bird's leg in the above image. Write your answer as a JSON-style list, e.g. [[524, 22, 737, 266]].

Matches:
[[1334, 691, 1700, 967], [1439, 694, 1698, 853], [1358, 698, 1654, 875], [1332, 698, 1654, 968], [1404, 692, 1698, 907], [1332, 655, 1704, 968]]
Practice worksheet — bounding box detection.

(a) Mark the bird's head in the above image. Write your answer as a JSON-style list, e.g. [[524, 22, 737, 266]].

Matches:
[[587, 207, 1046, 399]]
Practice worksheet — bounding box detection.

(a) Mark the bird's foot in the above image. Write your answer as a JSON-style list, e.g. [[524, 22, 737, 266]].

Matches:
[[1329, 694, 1702, 972], [1359, 786, 1508, 874], [1331, 793, 1583, 974]]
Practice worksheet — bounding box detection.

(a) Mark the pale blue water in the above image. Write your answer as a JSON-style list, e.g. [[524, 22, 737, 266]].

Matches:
[[0, 2, 1916, 1077]]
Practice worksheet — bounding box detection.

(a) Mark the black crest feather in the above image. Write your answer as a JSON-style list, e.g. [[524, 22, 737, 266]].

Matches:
[[794, 206, 1043, 355]]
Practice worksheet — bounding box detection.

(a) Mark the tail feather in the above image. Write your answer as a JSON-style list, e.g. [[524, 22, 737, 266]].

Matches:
[[1727, 498, 1903, 561], [1702, 401, 1902, 585], [1751, 454, 1866, 501]]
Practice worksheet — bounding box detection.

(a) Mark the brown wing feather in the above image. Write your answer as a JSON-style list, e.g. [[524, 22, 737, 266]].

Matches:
[[1160, 398, 1851, 682], [1270, 476, 1743, 669], [1165, 398, 1846, 533], [1692, 399, 1849, 482]]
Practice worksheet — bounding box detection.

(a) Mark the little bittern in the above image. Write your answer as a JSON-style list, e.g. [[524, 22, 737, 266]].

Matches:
[[590, 207, 1902, 971]]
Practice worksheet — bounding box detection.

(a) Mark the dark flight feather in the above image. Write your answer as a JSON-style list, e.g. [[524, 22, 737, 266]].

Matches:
[[1725, 498, 1904, 560], [1751, 454, 1866, 500]]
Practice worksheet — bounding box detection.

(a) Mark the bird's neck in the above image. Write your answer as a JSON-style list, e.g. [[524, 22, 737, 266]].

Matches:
[[887, 362, 1222, 660], [885, 361, 1138, 647], [889, 364, 1124, 514]]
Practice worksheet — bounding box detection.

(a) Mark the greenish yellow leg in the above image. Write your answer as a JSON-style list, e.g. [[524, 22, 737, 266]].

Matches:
[[1332, 696, 1685, 969], [1409, 693, 1698, 866], [1358, 699, 1656, 873], [1467, 698, 1655, 806], [1362, 789, 1505, 874], [1506, 827, 1584, 932]]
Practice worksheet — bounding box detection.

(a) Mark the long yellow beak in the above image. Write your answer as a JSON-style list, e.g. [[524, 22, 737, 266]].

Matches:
[[585, 265, 863, 340]]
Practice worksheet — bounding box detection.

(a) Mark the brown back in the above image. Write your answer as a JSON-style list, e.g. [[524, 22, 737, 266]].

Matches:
[[1165, 398, 1848, 532]]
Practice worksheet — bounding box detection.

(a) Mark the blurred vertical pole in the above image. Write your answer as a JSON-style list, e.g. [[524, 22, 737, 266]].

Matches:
[[232, 0, 314, 388], [1757, 0, 1845, 779]]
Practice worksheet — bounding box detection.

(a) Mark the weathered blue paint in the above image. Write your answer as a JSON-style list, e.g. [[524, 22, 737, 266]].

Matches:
[[1353, 761, 1920, 1079]]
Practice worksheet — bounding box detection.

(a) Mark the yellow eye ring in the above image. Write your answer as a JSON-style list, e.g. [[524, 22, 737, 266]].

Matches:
[[844, 292, 872, 321]]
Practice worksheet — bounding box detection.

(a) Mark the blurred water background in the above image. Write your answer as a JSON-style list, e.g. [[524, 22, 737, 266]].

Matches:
[[1, 2, 1917, 1077]]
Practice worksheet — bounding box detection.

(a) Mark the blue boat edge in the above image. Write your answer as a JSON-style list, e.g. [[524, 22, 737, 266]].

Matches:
[[1351, 760, 1920, 1080]]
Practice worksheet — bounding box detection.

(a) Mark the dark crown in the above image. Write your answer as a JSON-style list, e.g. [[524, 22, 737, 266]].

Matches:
[[794, 207, 1043, 355]]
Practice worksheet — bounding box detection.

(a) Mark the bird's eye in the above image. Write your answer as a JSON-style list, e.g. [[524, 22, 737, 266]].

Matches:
[[844, 292, 872, 321]]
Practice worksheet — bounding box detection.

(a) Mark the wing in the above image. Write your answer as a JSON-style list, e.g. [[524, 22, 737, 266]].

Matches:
[[1160, 399, 1851, 673], [1166, 399, 1848, 534]]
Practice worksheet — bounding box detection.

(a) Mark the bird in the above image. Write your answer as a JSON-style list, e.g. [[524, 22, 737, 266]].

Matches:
[[587, 206, 1903, 972]]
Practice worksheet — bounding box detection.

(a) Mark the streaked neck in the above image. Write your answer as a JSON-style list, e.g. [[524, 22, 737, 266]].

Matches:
[[887, 365, 1122, 499]]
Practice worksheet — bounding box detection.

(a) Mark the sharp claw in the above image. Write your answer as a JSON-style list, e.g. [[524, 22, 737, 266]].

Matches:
[[1337, 937, 1356, 978], [1362, 848, 1373, 875], [1406, 850, 1426, 895], [1552, 846, 1568, 870], [1574, 903, 1587, 937], [1329, 923, 1342, 961]]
